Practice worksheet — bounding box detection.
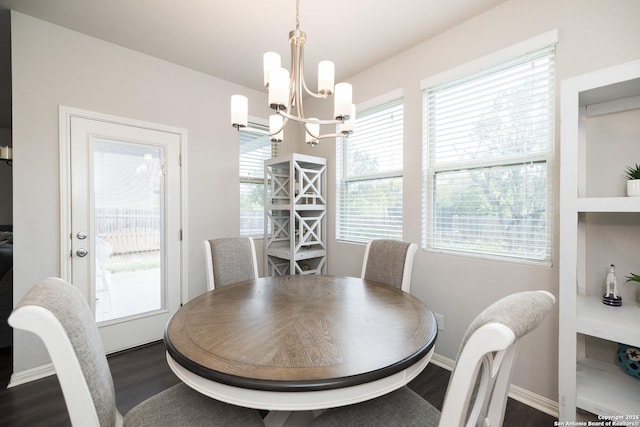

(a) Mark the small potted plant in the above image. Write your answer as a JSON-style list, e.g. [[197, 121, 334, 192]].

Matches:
[[625, 163, 640, 196], [625, 272, 640, 287], [625, 272, 640, 305]]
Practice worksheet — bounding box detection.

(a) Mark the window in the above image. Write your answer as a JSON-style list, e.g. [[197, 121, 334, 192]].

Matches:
[[422, 43, 555, 263], [336, 98, 404, 243], [239, 124, 276, 237]]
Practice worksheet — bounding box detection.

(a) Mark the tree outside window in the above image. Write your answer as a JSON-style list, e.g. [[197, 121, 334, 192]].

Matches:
[[423, 45, 555, 262]]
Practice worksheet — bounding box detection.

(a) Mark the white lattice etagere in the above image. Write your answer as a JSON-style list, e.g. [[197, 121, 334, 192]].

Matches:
[[264, 153, 327, 275]]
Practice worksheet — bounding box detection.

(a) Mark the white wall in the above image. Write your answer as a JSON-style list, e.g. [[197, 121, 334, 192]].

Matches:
[[9, 11, 272, 371], [298, 0, 640, 407]]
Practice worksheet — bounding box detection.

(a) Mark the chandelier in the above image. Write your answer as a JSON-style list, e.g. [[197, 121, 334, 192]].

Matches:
[[230, 0, 355, 146]]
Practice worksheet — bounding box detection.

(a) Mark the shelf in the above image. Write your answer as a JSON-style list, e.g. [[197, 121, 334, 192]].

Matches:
[[265, 152, 327, 168], [577, 197, 640, 212], [576, 358, 640, 416], [294, 205, 326, 211], [266, 203, 293, 210], [267, 244, 325, 261], [576, 294, 640, 347], [267, 204, 326, 211]]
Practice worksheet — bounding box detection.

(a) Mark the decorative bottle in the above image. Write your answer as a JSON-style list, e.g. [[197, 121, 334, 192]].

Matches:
[[603, 264, 622, 306]]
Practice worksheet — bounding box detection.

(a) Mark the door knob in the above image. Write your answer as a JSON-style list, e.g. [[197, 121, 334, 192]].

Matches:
[[77, 231, 87, 240], [76, 248, 88, 257]]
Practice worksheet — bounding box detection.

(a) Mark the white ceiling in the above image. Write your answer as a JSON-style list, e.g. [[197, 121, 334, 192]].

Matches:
[[0, 0, 506, 93]]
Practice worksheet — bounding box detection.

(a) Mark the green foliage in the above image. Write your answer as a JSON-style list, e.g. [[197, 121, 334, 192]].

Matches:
[[624, 163, 640, 180], [240, 183, 265, 210], [349, 150, 380, 177], [625, 273, 640, 283]]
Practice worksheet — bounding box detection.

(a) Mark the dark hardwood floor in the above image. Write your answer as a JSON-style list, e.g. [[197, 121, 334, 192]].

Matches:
[[0, 341, 558, 426], [0, 345, 11, 389]]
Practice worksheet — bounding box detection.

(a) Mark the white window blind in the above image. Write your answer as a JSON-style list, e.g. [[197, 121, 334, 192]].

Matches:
[[337, 98, 404, 243], [423, 44, 555, 262], [240, 124, 276, 237]]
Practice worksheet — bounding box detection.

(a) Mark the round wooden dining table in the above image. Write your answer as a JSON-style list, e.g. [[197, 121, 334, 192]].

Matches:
[[164, 275, 437, 424]]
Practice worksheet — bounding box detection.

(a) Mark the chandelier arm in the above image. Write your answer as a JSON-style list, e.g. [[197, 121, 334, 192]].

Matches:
[[233, 117, 289, 137], [294, 38, 305, 120], [270, 116, 288, 136], [304, 130, 349, 147], [287, 35, 297, 115], [303, 87, 327, 99], [316, 132, 351, 140], [301, 66, 326, 98], [277, 110, 342, 125], [286, 87, 295, 117], [299, 43, 326, 99], [304, 123, 349, 141]]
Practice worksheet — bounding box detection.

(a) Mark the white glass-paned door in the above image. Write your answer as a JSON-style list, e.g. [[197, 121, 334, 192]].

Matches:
[[68, 115, 182, 353]]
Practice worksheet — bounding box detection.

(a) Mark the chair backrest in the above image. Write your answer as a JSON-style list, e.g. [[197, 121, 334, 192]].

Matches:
[[360, 239, 418, 292], [204, 237, 259, 290], [438, 290, 555, 427], [9, 277, 120, 426]]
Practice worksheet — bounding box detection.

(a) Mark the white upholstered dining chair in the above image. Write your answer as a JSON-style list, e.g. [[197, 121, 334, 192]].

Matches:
[[361, 239, 418, 292], [8, 277, 265, 427], [310, 290, 555, 427], [204, 237, 259, 290]]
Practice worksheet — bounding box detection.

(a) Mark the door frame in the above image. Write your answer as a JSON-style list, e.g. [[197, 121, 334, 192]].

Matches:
[[59, 106, 189, 320]]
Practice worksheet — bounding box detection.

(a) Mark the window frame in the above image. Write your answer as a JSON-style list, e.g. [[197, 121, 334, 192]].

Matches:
[[336, 92, 405, 244], [239, 120, 275, 238], [421, 30, 557, 264]]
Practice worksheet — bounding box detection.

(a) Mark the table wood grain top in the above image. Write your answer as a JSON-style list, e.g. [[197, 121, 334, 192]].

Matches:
[[165, 275, 437, 391]]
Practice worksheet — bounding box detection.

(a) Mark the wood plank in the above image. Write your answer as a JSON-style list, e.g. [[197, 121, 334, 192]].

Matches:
[[0, 341, 557, 426]]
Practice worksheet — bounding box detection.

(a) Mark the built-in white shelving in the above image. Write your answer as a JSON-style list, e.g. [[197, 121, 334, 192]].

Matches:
[[576, 358, 640, 416], [558, 60, 640, 422], [264, 153, 327, 276], [575, 294, 640, 345], [576, 197, 640, 212]]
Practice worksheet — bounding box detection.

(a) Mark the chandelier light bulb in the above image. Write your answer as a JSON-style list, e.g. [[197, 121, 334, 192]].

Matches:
[[269, 114, 284, 142], [268, 67, 290, 110], [340, 104, 356, 135], [230, 94, 248, 128], [263, 52, 281, 88], [318, 60, 335, 96], [305, 119, 320, 145], [334, 83, 352, 120]]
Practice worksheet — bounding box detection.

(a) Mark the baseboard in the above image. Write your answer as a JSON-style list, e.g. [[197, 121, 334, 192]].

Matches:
[[430, 352, 456, 370], [429, 352, 559, 418], [7, 362, 56, 388], [6, 351, 559, 418], [509, 383, 558, 418]]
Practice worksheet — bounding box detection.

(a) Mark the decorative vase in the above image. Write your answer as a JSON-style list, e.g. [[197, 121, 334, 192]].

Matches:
[[627, 179, 640, 197], [617, 343, 640, 380]]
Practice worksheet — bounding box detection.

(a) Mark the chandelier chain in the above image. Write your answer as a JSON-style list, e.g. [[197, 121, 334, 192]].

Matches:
[[295, 0, 300, 30]]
